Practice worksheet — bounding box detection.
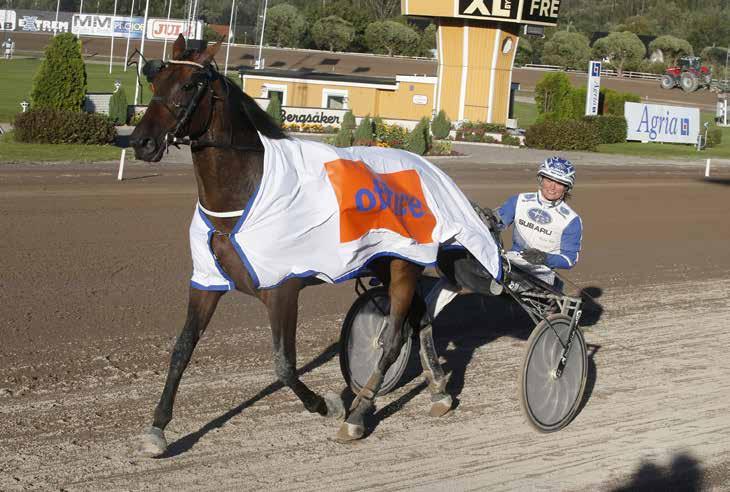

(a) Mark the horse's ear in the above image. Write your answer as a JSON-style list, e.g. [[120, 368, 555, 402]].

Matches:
[[172, 34, 186, 59], [201, 38, 223, 63]]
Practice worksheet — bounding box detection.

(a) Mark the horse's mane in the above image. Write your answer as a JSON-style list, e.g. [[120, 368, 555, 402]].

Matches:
[[217, 70, 288, 141]]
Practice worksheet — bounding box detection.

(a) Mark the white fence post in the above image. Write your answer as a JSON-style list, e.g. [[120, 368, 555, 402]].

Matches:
[[117, 148, 127, 181]]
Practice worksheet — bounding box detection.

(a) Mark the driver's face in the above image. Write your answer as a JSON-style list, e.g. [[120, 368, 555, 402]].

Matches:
[[541, 176, 567, 201]]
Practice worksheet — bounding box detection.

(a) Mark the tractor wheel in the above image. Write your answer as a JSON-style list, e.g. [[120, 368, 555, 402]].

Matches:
[[681, 72, 699, 92], [660, 74, 676, 90]]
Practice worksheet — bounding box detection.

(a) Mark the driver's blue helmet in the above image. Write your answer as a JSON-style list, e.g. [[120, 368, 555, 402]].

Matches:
[[538, 156, 575, 189]]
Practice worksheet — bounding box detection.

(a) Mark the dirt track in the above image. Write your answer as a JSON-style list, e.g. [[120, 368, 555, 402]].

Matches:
[[1, 149, 730, 490]]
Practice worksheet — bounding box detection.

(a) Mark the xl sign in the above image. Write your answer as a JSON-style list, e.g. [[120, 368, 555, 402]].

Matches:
[[458, 0, 519, 21]]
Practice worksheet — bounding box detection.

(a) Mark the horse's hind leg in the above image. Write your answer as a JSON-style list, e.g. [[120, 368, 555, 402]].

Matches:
[[137, 288, 223, 457], [420, 278, 459, 417], [263, 280, 344, 419], [337, 260, 422, 442]]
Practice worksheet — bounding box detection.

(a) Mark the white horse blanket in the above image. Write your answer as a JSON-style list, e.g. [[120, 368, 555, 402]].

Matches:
[[189, 135, 502, 290]]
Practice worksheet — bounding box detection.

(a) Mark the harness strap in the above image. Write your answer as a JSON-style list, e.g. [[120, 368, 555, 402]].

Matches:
[[198, 201, 245, 218]]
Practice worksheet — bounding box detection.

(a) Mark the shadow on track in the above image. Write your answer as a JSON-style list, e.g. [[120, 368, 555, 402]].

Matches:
[[611, 452, 704, 491], [159, 342, 339, 458]]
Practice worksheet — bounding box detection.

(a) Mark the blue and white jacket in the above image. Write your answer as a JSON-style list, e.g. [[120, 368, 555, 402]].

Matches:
[[496, 191, 583, 269]]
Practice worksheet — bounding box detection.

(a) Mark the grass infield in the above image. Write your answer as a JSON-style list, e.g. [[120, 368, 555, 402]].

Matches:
[[0, 58, 152, 122], [0, 131, 123, 162]]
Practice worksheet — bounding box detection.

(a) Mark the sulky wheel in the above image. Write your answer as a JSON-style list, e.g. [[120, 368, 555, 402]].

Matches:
[[519, 314, 587, 432], [339, 287, 413, 396]]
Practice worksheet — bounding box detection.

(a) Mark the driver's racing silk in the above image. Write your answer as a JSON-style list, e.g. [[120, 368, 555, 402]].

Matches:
[[189, 135, 502, 290], [497, 192, 582, 269]]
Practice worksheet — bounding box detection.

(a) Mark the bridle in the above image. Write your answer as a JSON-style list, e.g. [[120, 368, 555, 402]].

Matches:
[[142, 57, 264, 154]]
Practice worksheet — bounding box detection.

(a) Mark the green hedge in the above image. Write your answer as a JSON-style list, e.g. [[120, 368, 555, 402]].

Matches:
[[524, 119, 601, 151], [583, 115, 628, 144], [14, 109, 116, 144]]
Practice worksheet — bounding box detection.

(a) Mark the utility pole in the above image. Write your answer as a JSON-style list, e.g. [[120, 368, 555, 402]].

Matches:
[[256, 0, 268, 70]]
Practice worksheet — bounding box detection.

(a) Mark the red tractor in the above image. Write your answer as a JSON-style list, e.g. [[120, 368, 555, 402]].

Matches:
[[660, 56, 712, 92]]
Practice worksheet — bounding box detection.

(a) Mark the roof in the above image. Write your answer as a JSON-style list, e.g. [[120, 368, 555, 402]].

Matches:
[[238, 68, 398, 87]]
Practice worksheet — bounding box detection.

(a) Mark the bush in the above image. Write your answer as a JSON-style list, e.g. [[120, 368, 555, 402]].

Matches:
[[14, 109, 116, 144], [524, 119, 601, 151], [31, 33, 86, 112], [430, 140, 453, 155], [455, 121, 506, 142], [375, 122, 409, 148], [108, 88, 128, 125], [584, 115, 628, 144], [266, 94, 283, 127], [431, 110, 451, 139], [406, 117, 431, 155], [601, 89, 640, 116], [334, 129, 353, 147], [353, 115, 374, 145], [500, 132, 522, 146], [535, 72, 574, 121], [341, 110, 356, 131], [706, 127, 722, 148]]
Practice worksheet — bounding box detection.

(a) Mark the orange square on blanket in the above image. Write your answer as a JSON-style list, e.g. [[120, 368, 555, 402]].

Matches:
[[325, 158, 436, 244]]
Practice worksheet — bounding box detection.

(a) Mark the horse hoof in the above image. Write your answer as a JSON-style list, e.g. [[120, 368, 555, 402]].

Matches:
[[324, 392, 345, 420], [335, 422, 364, 442], [429, 395, 453, 418], [137, 426, 168, 457]]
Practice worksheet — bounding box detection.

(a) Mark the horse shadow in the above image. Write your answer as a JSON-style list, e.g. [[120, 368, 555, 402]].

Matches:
[[159, 342, 339, 458], [611, 452, 704, 491], [370, 281, 605, 433]]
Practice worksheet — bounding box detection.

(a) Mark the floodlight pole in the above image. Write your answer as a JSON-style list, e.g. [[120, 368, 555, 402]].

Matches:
[[256, 0, 268, 69], [53, 0, 60, 36], [162, 0, 172, 60], [109, 0, 118, 73], [134, 0, 150, 105], [224, 0, 235, 75], [123, 0, 135, 72]]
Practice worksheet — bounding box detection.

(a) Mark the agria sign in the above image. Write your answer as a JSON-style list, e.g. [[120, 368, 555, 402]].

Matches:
[[625, 102, 699, 144]]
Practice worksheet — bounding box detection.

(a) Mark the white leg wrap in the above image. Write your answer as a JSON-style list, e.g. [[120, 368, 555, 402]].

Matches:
[[425, 277, 460, 322]]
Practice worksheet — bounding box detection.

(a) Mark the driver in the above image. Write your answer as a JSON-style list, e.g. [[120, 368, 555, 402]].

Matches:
[[494, 156, 583, 284]]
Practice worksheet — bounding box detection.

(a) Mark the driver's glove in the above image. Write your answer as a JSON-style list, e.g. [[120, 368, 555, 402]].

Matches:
[[521, 248, 547, 265]]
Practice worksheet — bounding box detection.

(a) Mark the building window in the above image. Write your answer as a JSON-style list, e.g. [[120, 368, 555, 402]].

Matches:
[[322, 89, 349, 110], [262, 84, 288, 106]]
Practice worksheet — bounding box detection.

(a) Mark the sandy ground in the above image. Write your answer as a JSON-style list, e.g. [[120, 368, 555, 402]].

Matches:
[[1, 148, 730, 490]]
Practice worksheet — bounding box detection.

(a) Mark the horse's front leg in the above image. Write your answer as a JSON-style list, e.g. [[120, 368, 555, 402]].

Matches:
[[337, 260, 422, 442], [262, 281, 344, 419], [137, 287, 224, 457]]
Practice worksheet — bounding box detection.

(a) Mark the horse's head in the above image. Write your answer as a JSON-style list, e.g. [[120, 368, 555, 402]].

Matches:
[[130, 35, 222, 162]]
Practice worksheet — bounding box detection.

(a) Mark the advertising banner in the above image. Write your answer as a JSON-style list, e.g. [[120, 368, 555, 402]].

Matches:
[[146, 18, 201, 40], [0, 10, 17, 31], [17, 10, 71, 33], [72, 14, 144, 38], [585, 60, 601, 116], [625, 102, 700, 144]]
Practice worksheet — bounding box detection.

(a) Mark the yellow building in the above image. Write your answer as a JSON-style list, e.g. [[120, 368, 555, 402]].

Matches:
[[240, 69, 437, 126]]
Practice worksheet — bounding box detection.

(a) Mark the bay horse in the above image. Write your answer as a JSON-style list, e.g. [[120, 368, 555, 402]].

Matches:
[[129, 35, 454, 455]]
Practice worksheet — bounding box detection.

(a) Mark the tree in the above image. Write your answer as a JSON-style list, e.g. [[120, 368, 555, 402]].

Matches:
[[534, 72, 574, 121], [364, 20, 420, 56], [515, 37, 533, 66], [359, 0, 401, 20], [431, 110, 451, 139], [265, 3, 307, 48], [592, 31, 646, 76], [108, 87, 128, 125], [612, 15, 658, 35], [353, 115, 374, 145], [649, 35, 693, 65], [31, 33, 86, 112], [418, 24, 437, 57], [266, 93, 283, 127], [700, 46, 729, 79], [311, 15, 355, 52], [684, 8, 730, 55], [406, 118, 431, 156], [542, 31, 592, 70]]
